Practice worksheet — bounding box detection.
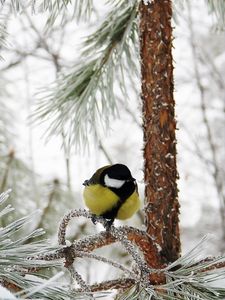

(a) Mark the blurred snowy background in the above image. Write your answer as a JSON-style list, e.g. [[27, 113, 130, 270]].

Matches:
[[0, 0, 224, 271]]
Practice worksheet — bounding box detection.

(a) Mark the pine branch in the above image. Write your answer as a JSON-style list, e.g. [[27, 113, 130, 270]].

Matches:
[[57, 209, 167, 285], [0, 191, 64, 296], [33, 0, 139, 150], [55, 209, 225, 298], [0, 0, 93, 19], [76, 251, 137, 279], [76, 278, 135, 293], [206, 0, 225, 28], [67, 264, 92, 295], [2, 192, 225, 299], [0, 192, 97, 299]]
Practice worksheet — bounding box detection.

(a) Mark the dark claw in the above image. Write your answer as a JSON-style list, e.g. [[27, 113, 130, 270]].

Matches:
[[90, 214, 114, 231], [91, 215, 98, 225], [103, 219, 114, 231]]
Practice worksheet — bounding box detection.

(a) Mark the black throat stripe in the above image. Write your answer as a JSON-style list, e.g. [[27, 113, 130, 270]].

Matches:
[[101, 181, 136, 220]]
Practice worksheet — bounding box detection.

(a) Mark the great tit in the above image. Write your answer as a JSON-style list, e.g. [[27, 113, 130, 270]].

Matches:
[[83, 164, 140, 228]]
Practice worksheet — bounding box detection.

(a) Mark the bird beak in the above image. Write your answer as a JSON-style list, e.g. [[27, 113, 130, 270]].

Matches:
[[83, 180, 89, 186]]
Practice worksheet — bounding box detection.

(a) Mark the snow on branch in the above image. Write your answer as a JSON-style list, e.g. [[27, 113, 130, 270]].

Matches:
[[54, 208, 225, 298], [2, 191, 225, 299], [33, 0, 139, 151]]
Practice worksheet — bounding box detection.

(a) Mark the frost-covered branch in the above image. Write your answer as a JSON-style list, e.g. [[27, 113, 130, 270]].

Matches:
[[0, 0, 94, 20], [55, 208, 225, 298], [33, 0, 139, 150], [206, 0, 225, 28], [1, 191, 225, 299], [75, 278, 135, 293]]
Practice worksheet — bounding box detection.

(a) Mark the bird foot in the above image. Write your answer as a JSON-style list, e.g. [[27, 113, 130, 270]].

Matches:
[[91, 215, 98, 225], [90, 214, 113, 231], [103, 219, 114, 231]]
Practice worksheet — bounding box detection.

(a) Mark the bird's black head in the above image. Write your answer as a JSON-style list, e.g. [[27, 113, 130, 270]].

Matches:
[[107, 164, 133, 180], [100, 164, 135, 188]]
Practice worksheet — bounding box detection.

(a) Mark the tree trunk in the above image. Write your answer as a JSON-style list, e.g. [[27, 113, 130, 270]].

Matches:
[[139, 0, 181, 265]]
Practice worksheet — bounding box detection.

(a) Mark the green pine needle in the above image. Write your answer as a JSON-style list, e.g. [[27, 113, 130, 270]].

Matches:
[[33, 0, 139, 150], [206, 0, 225, 27]]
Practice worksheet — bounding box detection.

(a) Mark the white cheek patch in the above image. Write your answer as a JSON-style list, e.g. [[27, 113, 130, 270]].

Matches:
[[104, 174, 125, 188]]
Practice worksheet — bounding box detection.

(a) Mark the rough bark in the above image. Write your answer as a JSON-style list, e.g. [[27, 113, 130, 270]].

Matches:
[[139, 0, 181, 264]]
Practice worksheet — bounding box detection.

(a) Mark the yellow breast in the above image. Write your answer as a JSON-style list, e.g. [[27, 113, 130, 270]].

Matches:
[[116, 191, 140, 220], [83, 184, 140, 220]]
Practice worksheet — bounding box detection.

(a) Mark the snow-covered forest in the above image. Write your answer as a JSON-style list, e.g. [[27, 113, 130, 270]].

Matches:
[[0, 0, 225, 299]]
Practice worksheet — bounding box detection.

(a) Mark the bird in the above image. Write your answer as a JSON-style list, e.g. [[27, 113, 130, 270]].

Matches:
[[83, 163, 140, 229]]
